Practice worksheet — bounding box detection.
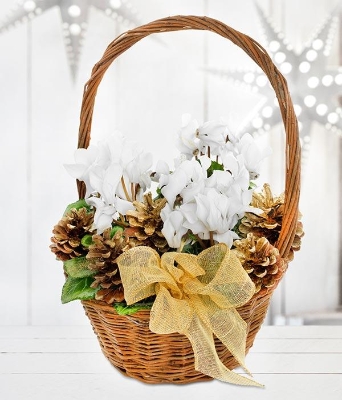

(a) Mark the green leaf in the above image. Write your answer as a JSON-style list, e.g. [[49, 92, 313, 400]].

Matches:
[[64, 257, 94, 278], [81, 234, 93, 247], [110, 226, 123, 239], [182, 241, 203, 255], [64, 199, 91, 215], [232, 218, 243, 236], [61, 276, 98, 304], [153, 187, 164, 200], [113, 302, 152, 316], [207, 160, 224, 177]]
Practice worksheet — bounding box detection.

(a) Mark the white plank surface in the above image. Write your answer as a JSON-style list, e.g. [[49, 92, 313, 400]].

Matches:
[[1, 326, 342, 400], [1, 374, 342, 400], [2, 352, 342, 374]]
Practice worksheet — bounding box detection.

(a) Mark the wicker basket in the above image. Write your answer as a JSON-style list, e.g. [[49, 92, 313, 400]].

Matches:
[[78, 16, 301, 384]]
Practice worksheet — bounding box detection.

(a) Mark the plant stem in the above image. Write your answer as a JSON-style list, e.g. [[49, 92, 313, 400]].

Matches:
[[209, 231, 214, 246], [121, 176, 132, 202], [195, 234, 206, 250], [131, 182, 135, 201], [115, 215, 129, 228]]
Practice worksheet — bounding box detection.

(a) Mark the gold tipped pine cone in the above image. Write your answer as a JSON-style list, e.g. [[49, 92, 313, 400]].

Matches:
[[50, 207, 94, 261], [126, 193, 170, 253], [91, 268, 125, 304], [239, 183, 304, 259], [233, 233, 286, 294], [87, 228, 129, 305]]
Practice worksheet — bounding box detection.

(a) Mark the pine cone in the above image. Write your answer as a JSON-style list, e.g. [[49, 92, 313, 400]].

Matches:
[[126, 193, 170, 253], [233, 233, 286, 294], [290, 220, 304, 256], [239, 183, 304, 258], [91, 267, 125, 304], [50, 208, 94, 261], [87, 229, 129, 305]]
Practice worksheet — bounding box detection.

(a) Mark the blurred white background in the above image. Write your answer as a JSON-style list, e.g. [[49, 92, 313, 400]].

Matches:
[[0, 0, 341, 326]]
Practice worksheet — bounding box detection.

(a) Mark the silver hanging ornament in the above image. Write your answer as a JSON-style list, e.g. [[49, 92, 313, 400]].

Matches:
[[206, 4, 342, 159], [0, 0, 141, 80]]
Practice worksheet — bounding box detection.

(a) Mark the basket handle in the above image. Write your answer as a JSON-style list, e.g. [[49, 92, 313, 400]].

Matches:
[[77, 15, 301, 259]]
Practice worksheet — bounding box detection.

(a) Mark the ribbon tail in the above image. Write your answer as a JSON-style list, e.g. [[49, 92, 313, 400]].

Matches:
[[186, 314, 264, 387], [206, 307, 253, 376]]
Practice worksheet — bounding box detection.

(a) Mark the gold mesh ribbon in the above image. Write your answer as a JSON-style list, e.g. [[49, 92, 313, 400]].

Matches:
[[116, 243, 263, 387]]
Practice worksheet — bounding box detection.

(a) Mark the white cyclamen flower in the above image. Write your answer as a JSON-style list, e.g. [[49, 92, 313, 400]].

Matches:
[[181, 188, 240, 247], [221, 152, 250, 191], [175, 113, 201, 158], [65, 131, 154, 233], [151, 159, 169, 183], [89, 163, 122, 205], [107, 133, 153, 196], [160, 204, 188, 249], [125, 150, 153, 191], [64, 145, 101, 198], [86, 197, 117, 234], [160, 159, 206, 206], [205, 170, 234, 193], [235, 133, 272, 179], [65, 130, 153, 200], [197, 118, 228, 155]]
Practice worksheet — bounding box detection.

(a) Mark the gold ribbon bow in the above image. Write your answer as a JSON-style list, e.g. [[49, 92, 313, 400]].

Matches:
[[116, 243, 263, 387]]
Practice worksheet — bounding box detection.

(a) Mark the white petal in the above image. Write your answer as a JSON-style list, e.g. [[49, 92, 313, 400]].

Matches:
[[115, 197, 134, 215], [206, 170, 233, 192], [95, 212, 114, 234], [198, 155, 211, 171], [221, 152, 238, 175], [161, 168, 188, 205], [64, 164, 87, 179], [74, 146, 97, 165], [89, 166, 105, 194], [125, 151, 153, 183], [213, 230, 239, 248], [194, 194, 210, 227], [181, 180, 205, 203], [86, 196, 103, 209], [176, 114, 200, 155], [179, 202, 198, 224], [161, 209, 187, 249], [102, 164, 123, 204], [87, 198, 117, 234], [197, 119, 228, 153], [106, 132, 125, 162], [155, 159, 170, 175]]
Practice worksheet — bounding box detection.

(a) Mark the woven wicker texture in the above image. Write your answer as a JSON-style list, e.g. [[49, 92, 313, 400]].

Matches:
[[78, 15, 301, 384], [82, 288, 275, 384]]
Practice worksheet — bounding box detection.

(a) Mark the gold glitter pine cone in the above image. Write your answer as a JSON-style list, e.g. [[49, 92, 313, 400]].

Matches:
[[126, 193, 169, 253], [87, 228, 130, 304], [50, 207, 94, 261], [239, 183, 304, 257], [233, 233, 286, 294]]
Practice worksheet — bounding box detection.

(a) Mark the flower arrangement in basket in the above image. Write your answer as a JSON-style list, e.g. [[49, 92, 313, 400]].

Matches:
[[50, 16, 303, 386]]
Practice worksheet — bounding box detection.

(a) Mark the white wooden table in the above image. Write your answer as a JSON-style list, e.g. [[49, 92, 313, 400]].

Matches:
[[1, 325, 342, 400]]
